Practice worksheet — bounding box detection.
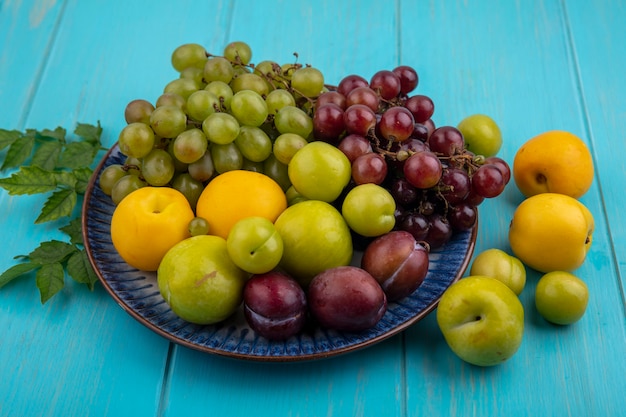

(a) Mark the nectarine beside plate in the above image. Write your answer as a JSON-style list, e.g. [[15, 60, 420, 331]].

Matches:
[[82, 145, 477, 361]]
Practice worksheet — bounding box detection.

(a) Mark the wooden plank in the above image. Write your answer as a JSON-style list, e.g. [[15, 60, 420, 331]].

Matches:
[[0, 0, 64, 128], [399, 0, 626, 415], [0, 1, 183, 415], [565, 0, 626, 288], [1, 0, 625, 416]]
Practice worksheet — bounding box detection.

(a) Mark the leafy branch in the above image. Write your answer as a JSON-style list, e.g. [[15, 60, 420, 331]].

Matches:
[[0, 122, 105, 302]]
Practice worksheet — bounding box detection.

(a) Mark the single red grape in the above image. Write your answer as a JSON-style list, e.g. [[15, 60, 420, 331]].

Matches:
[[379, 106, 415, 142], [370, 70, 402, 100], [392, 65, 419, 95], [403, 151, 443, 189]]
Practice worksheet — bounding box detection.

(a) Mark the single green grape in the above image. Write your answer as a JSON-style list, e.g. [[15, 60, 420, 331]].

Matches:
[[99, 164, 128, 196], [211, 142, 243, 174], [230, 90, 269, 127], [204, 81, 234, 111], [280, 63, 300, 82], [203, 56, 235, 84], [118, 122, 155, 159], [232, 64, 251, 77], [179, 66, 205, 85], [254, 60, 283, 89], [254, 60, 280, 78], [186, 90, 219, 122], [223, 41, 252, 65], [230, 73, 270, 96], [166, 140, 189, 172], [149, 105, 187, 138], [156, 92, 186, 109], [171, 173, 204, 211], [163, 77, 200, 100], [202, 112, 240, 145], [171, 43, 207, 72], [234, 126, 272, 162], [291, 66, 324, 98], [124, 156, 142, 176], [188, 150, 215, 182], [273, 133, 308, 165], [111, 175, 147, 205], [124, 99, 154, 124], [172, 128, 208, 164], [274, 105, 313, 138], [188, 216, 210, 236], [285, 185, 309, 206], [265, 89, 296, 115], [142, 148, 175, 186], [241, 158, 264, 173], [263, 154, 291, 191]]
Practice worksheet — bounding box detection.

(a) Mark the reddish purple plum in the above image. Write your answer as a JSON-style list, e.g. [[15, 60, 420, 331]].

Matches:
[[361, 230, 429, 301], [308, 266, 387, 332], [243, 271, 307, 340]]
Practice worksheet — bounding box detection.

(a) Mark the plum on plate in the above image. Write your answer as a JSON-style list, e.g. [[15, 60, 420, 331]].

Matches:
[[243, 271, 307, 340], [308, 266, 387, 332], [361, 230, 429, 302]]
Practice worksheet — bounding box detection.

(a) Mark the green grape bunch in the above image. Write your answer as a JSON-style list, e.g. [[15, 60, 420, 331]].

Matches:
[[105, 41, 327, 209]]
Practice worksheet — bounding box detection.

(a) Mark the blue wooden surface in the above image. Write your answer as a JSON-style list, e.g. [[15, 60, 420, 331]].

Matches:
[[1, 1, 625, 416]]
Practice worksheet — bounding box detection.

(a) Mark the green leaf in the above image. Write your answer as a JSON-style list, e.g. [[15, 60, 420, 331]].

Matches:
[[0, 165, 57, 195], [74, 122, 102, 144], [36, 262, 65, 303], [71, 167, 93, 194], [0, 262, 40, 288], [28, 240, 77, 264], [35, 188, 77, 223], [53, 170, 77, 188], [37, 127, 66, 142], [31, 140, 63, 171], [1, 135, 35, 170], [58, 141, 99, 169], [67, 251, 98, 290], [0, 129, 22, 151], [60, 218, 84, 246]]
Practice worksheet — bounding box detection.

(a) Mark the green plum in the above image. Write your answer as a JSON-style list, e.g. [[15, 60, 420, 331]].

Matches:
[[437, 276, 524, 367], [535, 271, 589, 325], [226, 217, 284, 275], [157, 235, 247, 325], [341, 183, 396, 237]]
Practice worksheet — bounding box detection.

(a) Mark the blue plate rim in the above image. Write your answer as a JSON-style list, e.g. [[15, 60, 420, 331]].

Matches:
[[82, 144, 477, 362]]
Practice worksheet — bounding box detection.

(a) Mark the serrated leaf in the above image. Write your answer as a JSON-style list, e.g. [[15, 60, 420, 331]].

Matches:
[[28, 240, 77, 264], [31, 140, 63, 171], [71, 167, 93, 194], [60, 218, 83, 246], [53, 170, 77, 188], [74, 122, 102, 144], [35, 188, 77, 223], [58, 141, 99, 169], [0, 129, 22, 151], [0, 262, 40, 288], [67, 251, 98, 290], [37, 127, 66, 142], [1, 135, 35, 170], [0, 165, 57, 195], [36, 262, 65, 303]]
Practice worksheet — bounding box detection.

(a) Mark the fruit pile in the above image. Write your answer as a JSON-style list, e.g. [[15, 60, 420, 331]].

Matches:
[[100, 41, 512, 341], [437, 130, 595, 367]]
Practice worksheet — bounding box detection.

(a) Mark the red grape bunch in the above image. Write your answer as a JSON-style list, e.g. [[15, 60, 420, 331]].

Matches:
[[311, 66, 511, 250]]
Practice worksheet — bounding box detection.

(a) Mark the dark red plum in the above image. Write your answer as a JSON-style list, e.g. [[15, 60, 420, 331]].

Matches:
[[361, 230, 429, 302], [243, 271, 307, 340], [308, 266, 387, 332]]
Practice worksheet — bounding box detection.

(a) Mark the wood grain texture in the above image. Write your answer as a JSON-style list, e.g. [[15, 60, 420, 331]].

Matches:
[[0, 0, 624, 416]]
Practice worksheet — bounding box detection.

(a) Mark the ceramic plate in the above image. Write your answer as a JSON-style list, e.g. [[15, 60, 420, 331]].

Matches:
[[82, 145, 476, 362]]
